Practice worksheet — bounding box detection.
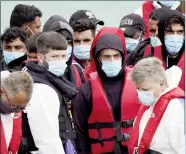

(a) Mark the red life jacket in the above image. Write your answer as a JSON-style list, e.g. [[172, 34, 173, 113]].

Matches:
[[84, 65, 92, 81], [128, 87, 184, 154], [143, 45, 185, 90], [142, 1, 155, 38], [88, 67, 140, 154], [1, 112, 22, 154], [72, 64, 82, 86]]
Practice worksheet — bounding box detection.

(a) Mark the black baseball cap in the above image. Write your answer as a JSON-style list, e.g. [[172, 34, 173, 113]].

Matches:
[[69, 10, 104, 26], [119, 13, 145, 37]]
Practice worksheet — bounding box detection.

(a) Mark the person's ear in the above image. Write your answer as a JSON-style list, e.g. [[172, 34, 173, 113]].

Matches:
[[37, 53, 44, 63]]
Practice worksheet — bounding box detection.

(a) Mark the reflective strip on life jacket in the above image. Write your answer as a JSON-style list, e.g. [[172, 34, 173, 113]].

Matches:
[[1, 112, 22, 154], [128, 87, 184, 154], [88, 67, 140, 154]]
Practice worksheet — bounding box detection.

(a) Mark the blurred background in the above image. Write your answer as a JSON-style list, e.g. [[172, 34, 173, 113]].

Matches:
[[1, 1, 143, 33]]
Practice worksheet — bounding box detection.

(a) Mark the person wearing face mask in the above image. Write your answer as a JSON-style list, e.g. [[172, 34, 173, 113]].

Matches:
[[69, 10, 104, 69], [43, 15, 85, 86], [119, 13, 145, 55], [127, 8, 170, 66], [143, 9, 185, 91], [0, 71, 33, 154], [73, 27, 140, 154], [134, 1, 181, 38], [128, 57, 185, 154], [19, 31, 77, 154], [1, 27, 28, 71], [10, 4, 42, 38]]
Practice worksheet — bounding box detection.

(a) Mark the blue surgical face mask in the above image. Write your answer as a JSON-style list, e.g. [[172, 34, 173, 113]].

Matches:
[[73, 45, 91, 60], [137, 85, 158, 106], [125, 37, 139, 52], [150, 36, 162, 47], [3, 51, 25, 64], [165, 35, 184, 55], [66, 46, 72, 61], [47, 60, 67, 77], [159, 1, 176, 7], [101, 60, 122, 78]]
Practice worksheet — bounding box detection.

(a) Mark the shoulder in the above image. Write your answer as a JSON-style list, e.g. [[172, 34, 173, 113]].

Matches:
[[33, 83, 58, 95], [167, 98, 184, 111], [30, 83, 59, 103]]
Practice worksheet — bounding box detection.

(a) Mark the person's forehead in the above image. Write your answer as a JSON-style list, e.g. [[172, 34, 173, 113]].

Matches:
[[3, 37, 25, 47], [10, 91, 29, 106], [167, 23, 184, 30], [138, 78, 154, 87], [47, 49, 66, 56], [32, 16, 41, 24], [149, 19, 158, 25], [100, 49, 120, 55], [74, 30, 93, 40]]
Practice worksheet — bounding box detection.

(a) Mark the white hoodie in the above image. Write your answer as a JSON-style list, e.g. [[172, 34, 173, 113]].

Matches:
[[138, 66, 185, 154]]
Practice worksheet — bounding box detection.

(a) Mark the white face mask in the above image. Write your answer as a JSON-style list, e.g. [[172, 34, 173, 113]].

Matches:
[[137, 84, 159, 106], [125, 37, 139, 52], [66, 46, 72, 61], [150, 36, 162, 47], [47, 60, 67, 76]]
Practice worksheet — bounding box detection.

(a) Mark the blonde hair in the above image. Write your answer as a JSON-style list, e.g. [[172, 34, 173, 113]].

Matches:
[[1, 71, 33, 100], [130, 57, 167, 86]]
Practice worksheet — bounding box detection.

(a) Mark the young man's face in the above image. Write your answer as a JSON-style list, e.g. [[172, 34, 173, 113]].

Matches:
[[165, 23, 184, 36], [148, 19, 159, 37], [99, 49, 122, 62], [38, 49, 67, 64], [74, 29, 94, 46], [22, 16, 41, 37], [26, 51, 38, 60], [3, 37, 26, 52]]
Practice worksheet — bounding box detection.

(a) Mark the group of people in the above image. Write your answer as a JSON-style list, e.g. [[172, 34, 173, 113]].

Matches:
[[0, 1, 185, 154]]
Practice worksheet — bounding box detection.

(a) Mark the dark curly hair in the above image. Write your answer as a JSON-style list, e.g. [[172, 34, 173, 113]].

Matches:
[[26, 32, 43, 53], [70, 18, 96, 37], [10, 4, 42, 27], [1, 27, 28, 44]]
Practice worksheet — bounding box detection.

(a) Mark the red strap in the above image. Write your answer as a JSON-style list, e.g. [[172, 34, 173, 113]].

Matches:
[[1, 119, 9, 154], [9, 112, 22, 154], [72, 64, 82, 86], [128, 105, 149, 154], [142, 2, 155, 38], [138, 88, 184, 154], [143, 45, 152, 57]]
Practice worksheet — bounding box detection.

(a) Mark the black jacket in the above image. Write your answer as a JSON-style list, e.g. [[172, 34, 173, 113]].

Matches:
[[43, 15, 85, 84], [18, 61, 78, 153], [72, 28, 128, 154]]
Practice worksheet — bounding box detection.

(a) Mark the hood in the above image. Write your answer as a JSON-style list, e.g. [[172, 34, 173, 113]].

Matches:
[[43, 15, 69, 32], [90, 27, 127, 75], [159, 65, 182, 98], [43, 15, 74, 66], [25, 61, 77, 100], [158, 9, 185, 58]]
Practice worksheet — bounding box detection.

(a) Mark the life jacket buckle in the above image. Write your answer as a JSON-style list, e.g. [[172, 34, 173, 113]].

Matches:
[[133, 147, 138, 154]]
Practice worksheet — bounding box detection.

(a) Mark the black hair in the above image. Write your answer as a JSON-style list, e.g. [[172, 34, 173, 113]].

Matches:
[[10, 4, 42, 27], [70, 19, 96, 37], [26, 32, 43, 53], [167, 16, 184, 28], [37, 31, 67, 55], [1, 27, 27, 44], [149, 8, 169, 21]]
